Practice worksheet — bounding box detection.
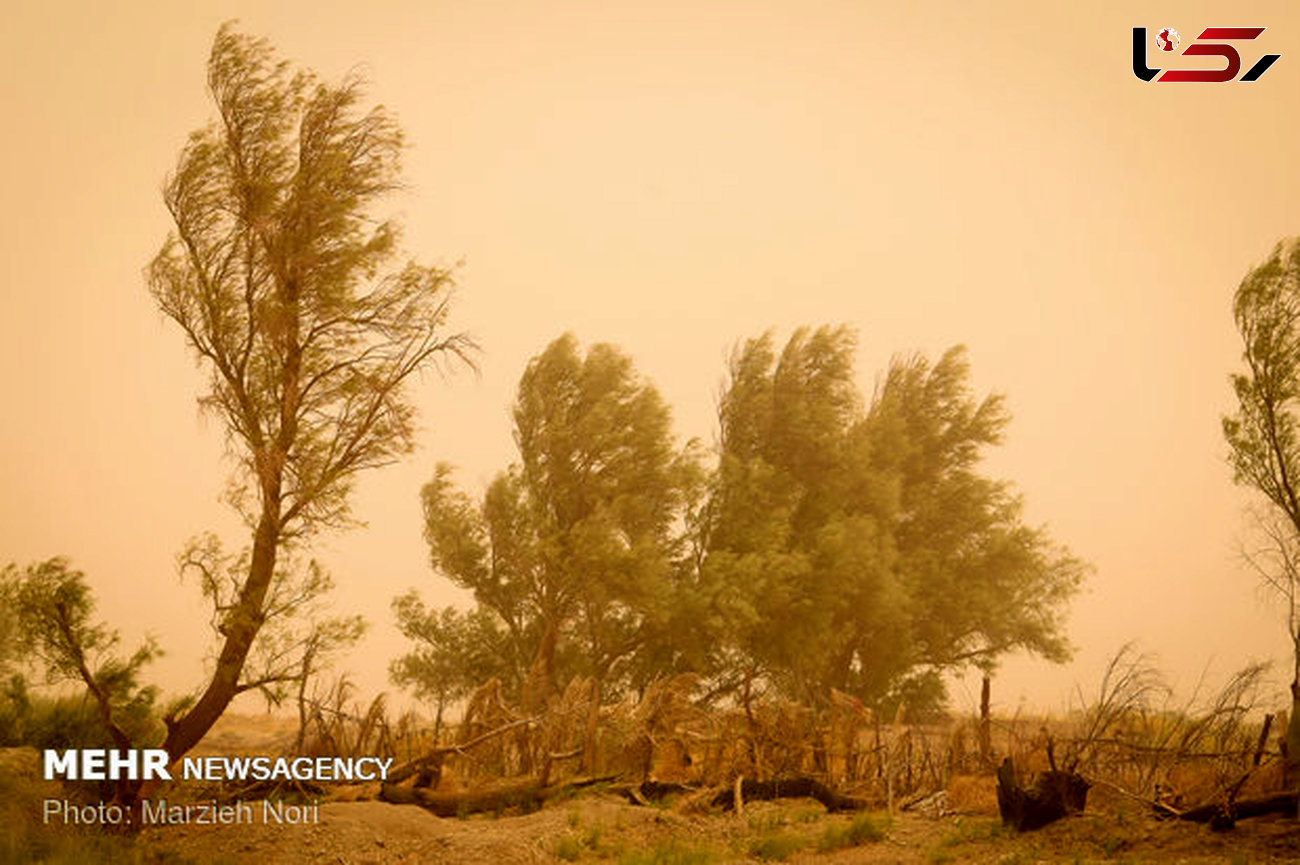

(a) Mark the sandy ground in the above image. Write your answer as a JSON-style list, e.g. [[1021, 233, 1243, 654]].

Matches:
[[7, 714, 1300, 863], [133, 792, 1300, 864]]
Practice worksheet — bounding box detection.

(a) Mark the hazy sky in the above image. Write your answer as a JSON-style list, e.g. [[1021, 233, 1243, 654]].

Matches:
[[3, 1, 1299, 719]]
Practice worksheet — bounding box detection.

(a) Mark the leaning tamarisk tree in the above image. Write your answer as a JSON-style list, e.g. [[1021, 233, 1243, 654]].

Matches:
[[146, 24, 474, 772]]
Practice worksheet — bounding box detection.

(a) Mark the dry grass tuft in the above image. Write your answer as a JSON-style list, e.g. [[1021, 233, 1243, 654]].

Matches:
[[946, 773, 999, 815]]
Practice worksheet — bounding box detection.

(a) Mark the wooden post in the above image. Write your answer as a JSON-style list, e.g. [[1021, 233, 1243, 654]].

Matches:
[[979, 674, 993, 767]]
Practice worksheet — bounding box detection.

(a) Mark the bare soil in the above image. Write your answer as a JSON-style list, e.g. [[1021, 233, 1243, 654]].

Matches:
[[132, 791, 1300, 864], [7, 714, 1300, 863]]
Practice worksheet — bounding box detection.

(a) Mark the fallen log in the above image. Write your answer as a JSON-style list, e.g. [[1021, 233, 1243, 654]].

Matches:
[[996, 758, 1089, 831], [379, 775, 616, 817], [1171, 792, 1299, 830], [710, 776, 870, 812], [614, 780, 695, 805]]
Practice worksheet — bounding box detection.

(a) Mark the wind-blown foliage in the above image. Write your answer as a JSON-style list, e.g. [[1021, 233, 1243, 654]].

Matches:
[[399, 326, 1082, 720], [704, 326, 1085, 711], [146, 24, 473, 765], [1223, 237, 1300, 783], [390, 597, 518, 737], [0, 559, 161, 753], [408, 335, 702, 712]]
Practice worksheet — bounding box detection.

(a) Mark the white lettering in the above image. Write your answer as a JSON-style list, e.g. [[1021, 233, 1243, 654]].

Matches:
[[43, 750, 77, 780], [141, 798, 166, 824], [44, 749, 172, 781], [81, 750, 105, 780], [263, 798, 320, 824], [143, 748, 172, 780], [171, 754, 393, 782], [107, 749, 136, 779], [41, 799, 127, 825]]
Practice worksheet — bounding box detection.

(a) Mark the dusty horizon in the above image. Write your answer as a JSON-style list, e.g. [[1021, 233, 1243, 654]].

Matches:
[[3, 0, 1300, 721]]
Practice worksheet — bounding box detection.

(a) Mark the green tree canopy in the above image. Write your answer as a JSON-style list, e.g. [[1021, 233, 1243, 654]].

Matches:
[[1222, 237, 1300, 783], [403, 327, 1082, 721], [146, 24, 473, 766], [412, 334, 701, 712], [0, 559, 161, 755], [704, 326, 1085, 712], [389, 596, 518, 737]]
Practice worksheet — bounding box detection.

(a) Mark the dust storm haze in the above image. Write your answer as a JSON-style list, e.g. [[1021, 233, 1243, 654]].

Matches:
[[1, 0, 1298, 717]]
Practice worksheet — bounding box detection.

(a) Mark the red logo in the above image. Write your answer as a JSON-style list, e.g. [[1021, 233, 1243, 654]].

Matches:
[[1133, 26, 1281, 82]]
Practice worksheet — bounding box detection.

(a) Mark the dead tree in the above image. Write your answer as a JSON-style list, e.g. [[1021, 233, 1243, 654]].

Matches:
[[996, 758, 1090, 831]]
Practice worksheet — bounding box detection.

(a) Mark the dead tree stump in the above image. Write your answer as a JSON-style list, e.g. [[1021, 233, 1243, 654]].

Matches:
[[996, 758, 1089, 831]]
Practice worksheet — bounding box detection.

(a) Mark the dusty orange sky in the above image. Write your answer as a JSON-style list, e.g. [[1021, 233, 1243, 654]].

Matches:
[[2, 0, 1299, 717]]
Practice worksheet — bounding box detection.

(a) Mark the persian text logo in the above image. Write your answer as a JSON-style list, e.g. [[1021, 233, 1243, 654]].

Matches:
[[1133, 26, 1281, 82]]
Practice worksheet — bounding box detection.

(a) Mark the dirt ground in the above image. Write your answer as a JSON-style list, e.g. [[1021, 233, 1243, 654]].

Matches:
[[7, 713, 1300, 863], [13, 768, 1300, 864], [128, 790, 1300, 864]]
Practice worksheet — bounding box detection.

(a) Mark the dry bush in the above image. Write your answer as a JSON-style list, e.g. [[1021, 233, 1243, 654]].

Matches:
[[376, 647, 1288, 828], [986, 645, 1285, 813], [946, 773, 999, 815], [453, 677, 528, 779], [534, 676, 594, 781], [600, 674, 702, 781], [297, 675, 417, 763]]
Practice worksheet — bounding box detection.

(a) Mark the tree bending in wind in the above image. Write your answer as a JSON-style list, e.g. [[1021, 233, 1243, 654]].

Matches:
[[704, 327, 1085, 712], [1224, 238, 1300, 784], [147, 25, 474, 763]]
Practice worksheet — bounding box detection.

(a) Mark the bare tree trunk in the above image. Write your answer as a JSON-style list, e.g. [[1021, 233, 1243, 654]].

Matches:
[[522, 617, 558, 716], [582, 676, 603, 774], [1285, 682, 1300, 789], [294, 639, 319, 754], [979, 674, 993, 767], [162, 507, 281, 760], [742, 666, 761, 771], [111, 506, 282, 818], [433, 699, 445, 745]]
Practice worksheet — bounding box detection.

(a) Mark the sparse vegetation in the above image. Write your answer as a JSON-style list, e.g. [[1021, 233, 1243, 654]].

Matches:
[[748, 831, 804, 860], [939, 817, 1005, 848], [616, 840, 717, 865], [554, 834, 583, 861], [816, 811, 889, 850]]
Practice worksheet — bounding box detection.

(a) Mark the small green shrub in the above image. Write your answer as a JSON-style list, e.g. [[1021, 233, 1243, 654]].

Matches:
[[793, 806, 823, 824], [748, 832, 804, 861], [1096, 833, 1127, 857], [0, 675, 162, 758], [555, 835, 582, 861], [616, 840, 716, 865], [817, 812, 888, 851]]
